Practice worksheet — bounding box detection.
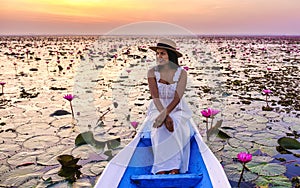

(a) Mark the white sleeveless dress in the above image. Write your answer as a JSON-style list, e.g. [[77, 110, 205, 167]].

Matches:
[[149, 66, 193, 174], [94, 66, 232, 188]]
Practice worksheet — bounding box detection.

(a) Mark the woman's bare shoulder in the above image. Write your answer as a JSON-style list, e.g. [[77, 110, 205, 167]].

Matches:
[[147, 67, 156, 77], [180, 68, 187, 78]]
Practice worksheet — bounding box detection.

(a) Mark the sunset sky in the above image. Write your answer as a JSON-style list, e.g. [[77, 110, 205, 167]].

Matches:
[[1, 0, 300, 35]]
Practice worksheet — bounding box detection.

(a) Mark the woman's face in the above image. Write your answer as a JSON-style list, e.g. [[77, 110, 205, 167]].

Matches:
[[156, 48, 169, 65]]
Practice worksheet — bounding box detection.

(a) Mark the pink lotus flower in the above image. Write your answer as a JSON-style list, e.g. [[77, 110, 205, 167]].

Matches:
[[183, 66, 189, 71], [201, 108, 221, 141], [263, 89, 272, 108], [201, 108, 220, 118], [210, 108, 220, 116], [267, 67, 271, 71], [237, 152, 252, 163], [63, 94, 74, 101], [64, 94, 75, 119], [130, 121, 139, 129], [126, 69, 132, 74], [201, 109, 210, 118], [263, 89, 272, 95], [237, 152, 252, 186]]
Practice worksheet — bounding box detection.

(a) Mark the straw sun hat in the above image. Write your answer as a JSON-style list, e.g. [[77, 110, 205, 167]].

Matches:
[[149, 38, 183, 58]]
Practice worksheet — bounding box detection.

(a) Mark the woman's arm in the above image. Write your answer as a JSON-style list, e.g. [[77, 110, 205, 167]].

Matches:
[[147, 68, 165, 112], [166, 69, 187, 115], [163, 69, 187, 132], [148, 68, 169, 128]]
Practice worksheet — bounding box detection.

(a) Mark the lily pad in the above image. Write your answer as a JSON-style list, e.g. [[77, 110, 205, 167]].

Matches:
[[0, 165, 44, 187], [278, 137, 300, 150], [247, 163, 286, 176], [207, 141, 224, 152], [244, 121, 266, 131], [37, 145, 72, 166], [72, 178, 93, 187], [224, 163, 258, 182], [0, 152, 8, 161], [0, 129, 17, 138], [254, 175, 292, 188], [57, 155, 80, 168], [254, 137, 278, 147], [42, 167, 65, 183], [71, 145, 102, 160], [75, 131, 106, 150], [242, 114, 254, 121], [283, 117, 300, 124], [42, 180, 72, 188], [50, 118, 73, 128], [234, 131, 254, 142], [16, 123, 51, 136], [106, 137, 121, 149], [251, 132, 278, 147], [57, 165, 82, 182], [90, 161, 107, 175], [249, 144, 278, 157], [290, 124, 300, 132], [217, 130, 232, 139], [264, 111, 280, 118], [254, 116, 269, 123], [266, 123, 290, 135], [278, 137, 300, 154], [23, 135, 60, 149], [228, 138, 253, 149], [50, 110, 71, 117], [249, 155, 274, 163], [219, 127, 236, 137], [0, 165, 10, 175], [75, 131, 95, 146], [19, 178, 41, 188], [81, 162, 99, 176], [75, 131, 121, 151], [222, 145, 248, 159], [0, 143, 21, 153], [252, 132, 277, 140], [7, 151, 44, 166]]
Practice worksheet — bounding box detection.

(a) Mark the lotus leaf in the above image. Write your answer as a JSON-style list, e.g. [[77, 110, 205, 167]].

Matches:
[[254, 175, 292, 188], [224, 163, 258, 182], [247, 163, 286, 176]]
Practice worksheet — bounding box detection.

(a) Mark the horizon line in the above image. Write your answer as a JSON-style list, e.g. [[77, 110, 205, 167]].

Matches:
[[1, 34, 300, 37]]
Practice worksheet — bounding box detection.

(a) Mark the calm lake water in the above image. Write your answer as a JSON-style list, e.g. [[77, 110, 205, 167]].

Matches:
[[0, 35, 299, 187]]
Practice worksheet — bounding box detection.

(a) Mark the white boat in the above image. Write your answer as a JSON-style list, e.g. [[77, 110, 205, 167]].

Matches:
[[94, 118, 231, 188]]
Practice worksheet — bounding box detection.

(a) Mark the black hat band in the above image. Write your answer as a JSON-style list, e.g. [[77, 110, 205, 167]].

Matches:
[[157, 43, 176, 50]]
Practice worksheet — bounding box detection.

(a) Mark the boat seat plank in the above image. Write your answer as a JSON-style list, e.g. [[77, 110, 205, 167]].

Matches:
[[131, 173, 203, 188]]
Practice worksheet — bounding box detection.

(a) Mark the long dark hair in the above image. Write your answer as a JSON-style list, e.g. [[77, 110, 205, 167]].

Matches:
[[157, 49, 179, 70]]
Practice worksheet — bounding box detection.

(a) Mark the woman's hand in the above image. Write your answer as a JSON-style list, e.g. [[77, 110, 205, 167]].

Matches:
[[164, 115, 174, 132], [153, 109, 167, 128]]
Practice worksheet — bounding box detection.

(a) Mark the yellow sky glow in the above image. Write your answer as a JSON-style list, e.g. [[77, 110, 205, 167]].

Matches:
[[1, 0, 300, 35]]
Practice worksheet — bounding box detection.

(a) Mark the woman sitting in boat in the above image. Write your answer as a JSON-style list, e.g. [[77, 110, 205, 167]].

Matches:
[[147, 38, 192, 175], [95, 38, 231, 188]]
